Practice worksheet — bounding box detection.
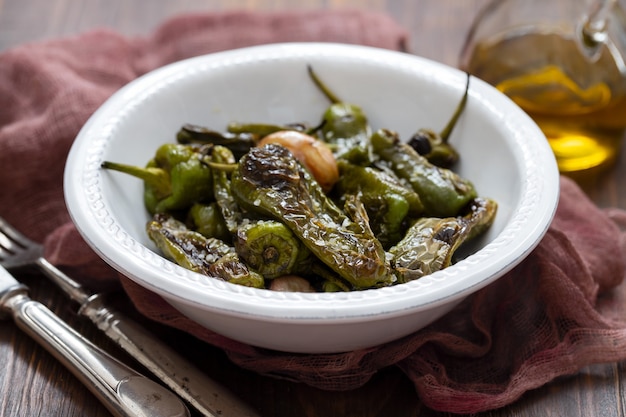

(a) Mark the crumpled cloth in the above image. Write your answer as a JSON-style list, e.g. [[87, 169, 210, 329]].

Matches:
[[2, 9, 626, 415]]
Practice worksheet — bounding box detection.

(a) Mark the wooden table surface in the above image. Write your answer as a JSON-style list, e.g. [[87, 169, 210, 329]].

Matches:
[[2, 0, 626, 416]]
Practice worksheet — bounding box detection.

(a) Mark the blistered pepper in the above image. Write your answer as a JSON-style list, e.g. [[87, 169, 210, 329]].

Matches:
[[334, 160, 424, 247], [307, 66, 373, 165], [146, 213, 265, 288], [176, 123, 257, 160], [370, 128, 477, 218], [408, 73, 471, 168], [101, 143, 214, 214], [390, 197, 497, 283], [235, 220, 306, 279], [187, 202, 230, 242], [231, 143, 394, 289], [209, 145, 243, 234]]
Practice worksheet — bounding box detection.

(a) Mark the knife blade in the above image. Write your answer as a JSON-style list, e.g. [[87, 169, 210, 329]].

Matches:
[[0, 264, 190, 417]]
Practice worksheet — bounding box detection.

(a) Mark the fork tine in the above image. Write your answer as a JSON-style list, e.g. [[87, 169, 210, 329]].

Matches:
[[0, 216, 35, 248], [0, 233, 14, 257], [0, 216, 43, 268]]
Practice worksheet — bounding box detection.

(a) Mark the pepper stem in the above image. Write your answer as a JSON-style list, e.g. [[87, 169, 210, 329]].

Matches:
[[439, 72, 471, 143], [204, 161, 238, 173], [101, 161, 171, 197], [307, 65, 342, 104]]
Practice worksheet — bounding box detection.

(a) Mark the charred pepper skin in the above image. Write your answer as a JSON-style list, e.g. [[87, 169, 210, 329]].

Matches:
[[210, 145, 245, 234], [211, 145, 311, 281], [176, 123, 258, 160], [334, 160, 424, 248], [390, 197, 497, 283], [371, 128, 477, 218], [146, 213, 265, 288], [231, 143, 394, 289]]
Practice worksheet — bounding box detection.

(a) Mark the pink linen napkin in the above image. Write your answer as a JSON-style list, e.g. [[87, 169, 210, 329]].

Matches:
[[2, 9, 626, 414]]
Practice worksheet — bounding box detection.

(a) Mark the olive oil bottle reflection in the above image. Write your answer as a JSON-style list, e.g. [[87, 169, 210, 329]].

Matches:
[[460, 0, 626, 177]]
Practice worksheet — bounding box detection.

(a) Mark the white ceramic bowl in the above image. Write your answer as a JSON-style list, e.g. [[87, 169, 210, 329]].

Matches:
[[64, 43, 559, 353]]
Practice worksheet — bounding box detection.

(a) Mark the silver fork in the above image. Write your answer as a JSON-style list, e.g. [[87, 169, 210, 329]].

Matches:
[[0, 216, 260, 417]]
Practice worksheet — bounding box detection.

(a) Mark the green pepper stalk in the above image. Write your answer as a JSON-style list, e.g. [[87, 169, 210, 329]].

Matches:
[[101, 143, 214, 214], [408, 73, 471, 168], [100, 160, 171, 214], [231, 143, 394, 289], [390, 197, 497, 283], [371, 128, 477, 218], [307, 65, 373, 165], [146, 213, 265, 288]]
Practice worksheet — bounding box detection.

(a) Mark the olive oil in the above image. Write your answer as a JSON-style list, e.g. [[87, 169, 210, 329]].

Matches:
[[463, 32, 626, 175]]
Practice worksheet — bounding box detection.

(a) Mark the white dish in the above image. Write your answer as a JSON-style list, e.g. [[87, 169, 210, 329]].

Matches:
[[64, 43, 559, 353]]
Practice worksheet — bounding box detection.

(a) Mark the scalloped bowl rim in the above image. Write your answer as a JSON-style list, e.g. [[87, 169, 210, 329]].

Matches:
[[64, 43, 559, 325]]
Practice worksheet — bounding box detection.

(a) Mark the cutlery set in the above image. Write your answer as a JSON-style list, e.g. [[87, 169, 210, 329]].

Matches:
[[0, 216, 259, 417]]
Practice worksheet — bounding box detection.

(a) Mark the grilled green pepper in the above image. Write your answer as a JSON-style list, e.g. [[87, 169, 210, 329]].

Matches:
[[101, 143, 214, 214], [390, 197, 497, 283], [235, 220, 305, 279], [208, 252, 266, 288], [187, 202, 230, 241], [146, 213, 264, 288], [210, 145, 244, 234], [334, 160, 424, 247], [308, 66, 373, 165], [371, 128, 477, 217], [231, 143, 394, 289], [176, 123, 257, 160], [408, 73, 470, 168]]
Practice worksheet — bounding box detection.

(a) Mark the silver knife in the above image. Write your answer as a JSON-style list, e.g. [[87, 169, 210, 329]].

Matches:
[[0, 264, 190, 417], [34, 256, 260, 417]]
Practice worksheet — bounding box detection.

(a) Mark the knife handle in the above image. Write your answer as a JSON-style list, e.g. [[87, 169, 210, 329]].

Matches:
[[1, 284, 190, 417]]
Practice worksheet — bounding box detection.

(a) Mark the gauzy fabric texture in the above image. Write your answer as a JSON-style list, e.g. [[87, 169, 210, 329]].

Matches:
[[1, 9, 626, 414]]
